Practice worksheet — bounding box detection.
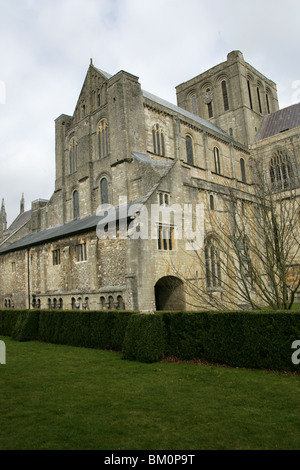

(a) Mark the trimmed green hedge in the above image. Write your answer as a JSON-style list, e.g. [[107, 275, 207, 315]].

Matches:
[[11, 310, 40, 342], [122, 313, 165, 363], [0, 309, 133, 351], [38, 310, 133, 351], [161, 311, 300, 372], [0, 309, 299, 371]]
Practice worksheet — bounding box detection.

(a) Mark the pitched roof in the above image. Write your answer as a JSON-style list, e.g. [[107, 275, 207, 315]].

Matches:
[[0, 187, 161, 254], [256, 102, 300, 140], [142, 90, 230, 139], [8, 210, 31, 231]]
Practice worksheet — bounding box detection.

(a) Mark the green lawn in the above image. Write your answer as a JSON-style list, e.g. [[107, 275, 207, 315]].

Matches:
[[0, 336, 299, 450]]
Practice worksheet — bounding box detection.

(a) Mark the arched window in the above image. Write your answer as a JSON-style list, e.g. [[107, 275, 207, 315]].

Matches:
[[108, 296, 114, 310], [221, 80, 229, 111], [205, 88, 213, 118], [247, 79, 253, 110], [69, 139, 78, 174], [257, 86, 262, 114], [100, 177, 109, 205], [83, 297, 89, 310], [97, 120, 109, 158], [269, 150, 294, 190], [209, 195, 215, 211], [117, 295, 125, 310], [240, 158, 247, 182], [205, 238, 222, 289], [190, 94, 197, 114], [73, 190, 79, 218], [266, 93, 271, 114], [213, 147, 221, 174], [186, 135, 194, 165], [152, 124, 165, 156], [100, 296, 106, 310]]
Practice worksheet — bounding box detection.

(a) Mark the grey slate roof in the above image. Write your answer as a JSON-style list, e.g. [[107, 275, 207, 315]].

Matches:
[[142, 89, 230, 139], [131, 151, 173, 165], [0, 188, 160, 254], [8, 210, 31, 231], [94, 67, 113, 80], [256, 102, 300, 140]]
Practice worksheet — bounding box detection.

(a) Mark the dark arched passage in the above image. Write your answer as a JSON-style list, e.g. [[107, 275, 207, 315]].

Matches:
[[154, 276, 185, 311]]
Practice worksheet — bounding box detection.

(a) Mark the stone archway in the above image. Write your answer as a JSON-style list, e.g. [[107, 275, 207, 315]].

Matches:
[[154, 276, 185, 311]]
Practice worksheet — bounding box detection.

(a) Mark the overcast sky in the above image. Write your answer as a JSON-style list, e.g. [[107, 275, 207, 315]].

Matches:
[[1, 0, 300, 225]]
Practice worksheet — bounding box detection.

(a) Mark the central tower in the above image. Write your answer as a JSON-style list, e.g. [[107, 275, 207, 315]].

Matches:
[[176, 51, 279, 146]]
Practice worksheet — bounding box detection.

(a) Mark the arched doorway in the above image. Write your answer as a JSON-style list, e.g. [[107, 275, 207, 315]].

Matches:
[[154, 276, 185, 311]]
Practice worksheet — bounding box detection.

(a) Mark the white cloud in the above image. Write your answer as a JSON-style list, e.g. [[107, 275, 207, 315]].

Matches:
[[0, 0, 299, 225]]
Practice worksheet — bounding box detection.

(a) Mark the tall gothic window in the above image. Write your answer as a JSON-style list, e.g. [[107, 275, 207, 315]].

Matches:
[[73, 190, 79, 218], [69, 139, 78, 174], [205, 88, 213, 118], [98, 120, 109, 158], [269, 150, 294, 190], [100, 177, 109, 205], [186, 135, 194, 165], [266, 92, 271, 114], [257, 87, 262, 114], [152, 124, 165, 156], [240, 158, 247, 182], [205, 238, 222, 289], [221, 80, 229, 111], [191, 94, 197, 114], [157, 225, 174, 251], [213, 147, 221, 174], [247, 80, 253, 110]]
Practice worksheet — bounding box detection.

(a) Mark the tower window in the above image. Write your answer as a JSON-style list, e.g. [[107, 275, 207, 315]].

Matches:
[[266, 93, 271, 114], [209, 195, 215, 211], [205, 88, 213, 118], [221, 80, 229, 111], [257, 87, 262, 114], [247, 80, 253, 110]]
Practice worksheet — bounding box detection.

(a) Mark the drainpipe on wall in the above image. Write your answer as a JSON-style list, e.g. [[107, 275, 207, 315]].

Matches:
[[27, 247, 30, 309]]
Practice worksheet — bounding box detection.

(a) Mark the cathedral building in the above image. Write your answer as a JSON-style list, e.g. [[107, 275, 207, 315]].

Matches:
[[0, 51, 299, 311]]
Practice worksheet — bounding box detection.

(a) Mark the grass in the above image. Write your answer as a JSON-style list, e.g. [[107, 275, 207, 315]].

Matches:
[[0, 336, 300, 450]]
